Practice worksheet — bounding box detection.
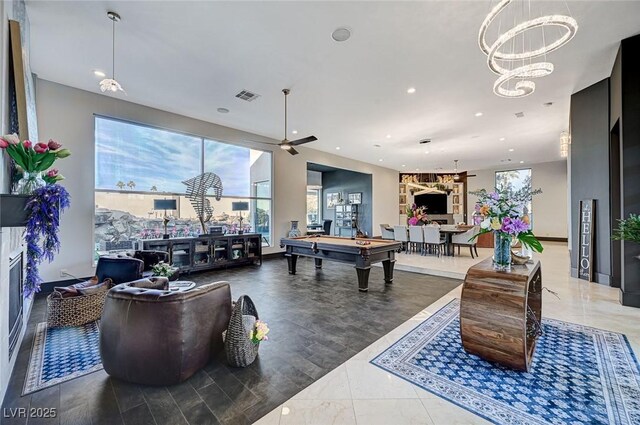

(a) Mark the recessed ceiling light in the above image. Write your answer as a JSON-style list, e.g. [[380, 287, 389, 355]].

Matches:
[[401, 164, 406, 167], [331, 27, 351, 42], [407, 87, 416, 94], [508, 148, 514, 152], [335, 147, 341, 150], [475, 112, 483, 117], [292, 130, 298, 134], [93, 70, 106, 77], [415, 168, 420, 171], [520, 160, 525, 164], [386, 134, 391, 139], [424, 151, 430, 154], [499, 137, 506, 141], [217, 108, 230, 114], [378, 159, 383, 162]]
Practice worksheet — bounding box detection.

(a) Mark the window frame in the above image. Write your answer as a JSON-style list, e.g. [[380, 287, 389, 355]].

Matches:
[[93, 114, 274, 247]]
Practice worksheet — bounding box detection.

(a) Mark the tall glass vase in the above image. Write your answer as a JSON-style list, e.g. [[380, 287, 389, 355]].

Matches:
[[493, 232, 512, 272], [14, 171, 46, 195]]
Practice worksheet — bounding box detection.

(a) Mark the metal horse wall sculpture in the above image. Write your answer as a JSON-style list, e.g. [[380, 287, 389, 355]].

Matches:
[[182, 172, 223, 234]]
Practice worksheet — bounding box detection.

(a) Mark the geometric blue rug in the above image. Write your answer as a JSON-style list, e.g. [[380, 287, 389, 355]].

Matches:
[[23, 322, 102, 395], [371, 299, 640, 425]]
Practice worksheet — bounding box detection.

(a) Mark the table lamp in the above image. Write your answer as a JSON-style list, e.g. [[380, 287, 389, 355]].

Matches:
[[232, 201, 249, 234], [154, 199, 177, 239]]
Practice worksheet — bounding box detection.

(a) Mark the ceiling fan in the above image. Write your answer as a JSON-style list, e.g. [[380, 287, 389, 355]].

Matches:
[[250, 89, 317, 155]]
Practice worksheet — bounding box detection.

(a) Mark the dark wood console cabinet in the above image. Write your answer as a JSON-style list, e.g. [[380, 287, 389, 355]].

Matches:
[[142, 233, 262, 273]]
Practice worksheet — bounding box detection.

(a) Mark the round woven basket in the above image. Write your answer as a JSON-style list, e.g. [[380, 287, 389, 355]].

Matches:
[[46, 290, 107, 328], [225, 295, 260, 367]]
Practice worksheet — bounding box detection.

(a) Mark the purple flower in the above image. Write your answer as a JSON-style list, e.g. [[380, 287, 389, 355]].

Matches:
[[408, 217, 419, 226]]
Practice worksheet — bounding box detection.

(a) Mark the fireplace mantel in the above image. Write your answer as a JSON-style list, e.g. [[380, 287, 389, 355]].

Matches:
[[0, 194, 30, 227]]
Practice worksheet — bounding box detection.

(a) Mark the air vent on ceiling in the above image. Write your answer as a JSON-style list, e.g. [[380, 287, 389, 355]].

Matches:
[[235, 89, 261, 102], [419, 139, 432, 144], [515, 112, 525, 118]]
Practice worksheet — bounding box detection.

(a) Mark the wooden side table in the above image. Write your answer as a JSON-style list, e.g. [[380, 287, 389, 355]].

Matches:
[[460, 257, 542, 371]]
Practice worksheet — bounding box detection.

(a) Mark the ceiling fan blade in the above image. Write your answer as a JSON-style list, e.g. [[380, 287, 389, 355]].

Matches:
[[289, 135, 317, 146], [287, 146, 299, 155]]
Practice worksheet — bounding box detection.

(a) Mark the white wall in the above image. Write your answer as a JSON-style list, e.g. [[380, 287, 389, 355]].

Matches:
[[35, 79, 399, 282], [466, 160, 568, 238]]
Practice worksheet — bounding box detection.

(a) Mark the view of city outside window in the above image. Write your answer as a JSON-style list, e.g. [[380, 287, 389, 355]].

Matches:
[[95, 117, 272, 250], [306, 187, 321, 225], [495, 168, 533, 217]]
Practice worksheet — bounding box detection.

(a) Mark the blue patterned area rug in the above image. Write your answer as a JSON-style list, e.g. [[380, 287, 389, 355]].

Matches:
[[23, 322, 102, 395], [371, 299, 640, 425]]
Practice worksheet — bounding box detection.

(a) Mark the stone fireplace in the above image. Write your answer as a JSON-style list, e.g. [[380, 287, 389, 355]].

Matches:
[[8, 249, 23, 360], [0, 227, 31, 405]]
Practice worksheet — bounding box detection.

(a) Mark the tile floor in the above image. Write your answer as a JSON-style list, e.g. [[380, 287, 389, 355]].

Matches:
[[254, 242, 640, 425]]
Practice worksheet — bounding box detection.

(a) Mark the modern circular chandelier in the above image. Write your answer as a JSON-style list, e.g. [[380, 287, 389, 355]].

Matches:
[[478, 0, 578, 98]]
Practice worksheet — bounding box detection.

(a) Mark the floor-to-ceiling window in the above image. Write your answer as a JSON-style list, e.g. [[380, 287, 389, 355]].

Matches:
[[95, 116, 272, 249], [495, 168, 533, 216]]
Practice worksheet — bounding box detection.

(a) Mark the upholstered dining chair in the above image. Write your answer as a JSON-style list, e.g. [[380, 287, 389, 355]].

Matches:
[[379, 224, 395, 240], [423, 225, 446, 256], [393, 225, 408, 251], [451, 226, 481, 258], [408, 226, 425, 255]]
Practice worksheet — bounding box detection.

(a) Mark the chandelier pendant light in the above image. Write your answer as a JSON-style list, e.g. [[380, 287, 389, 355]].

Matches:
[[100, 11, 124, 93], [453, 160, 460, 181], [478, 0, 578, 98], [560, 131, 570, 158]]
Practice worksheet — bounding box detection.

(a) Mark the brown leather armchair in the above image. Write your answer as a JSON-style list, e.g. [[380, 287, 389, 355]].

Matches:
[[99, 281, 232, 385]]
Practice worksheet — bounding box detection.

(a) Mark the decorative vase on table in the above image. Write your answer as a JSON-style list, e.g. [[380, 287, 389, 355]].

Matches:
[[493, 232, 512, 272], [288, 220, 301, 237]]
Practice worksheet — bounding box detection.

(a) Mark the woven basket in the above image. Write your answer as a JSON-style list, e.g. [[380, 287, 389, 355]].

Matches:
[[46, 290, 107, 328], [225, 295, 260, 367]]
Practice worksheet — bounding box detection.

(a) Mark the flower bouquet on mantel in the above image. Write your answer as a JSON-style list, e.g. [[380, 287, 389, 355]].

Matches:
[[0, 134, 71, 194], [470, 188, 543, 271]]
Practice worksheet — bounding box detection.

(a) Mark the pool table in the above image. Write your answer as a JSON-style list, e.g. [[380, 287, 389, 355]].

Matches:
[[280, 235, 401, 292]]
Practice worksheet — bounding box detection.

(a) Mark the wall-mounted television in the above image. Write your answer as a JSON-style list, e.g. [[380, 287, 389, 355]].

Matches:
[[414, 193, 448, 214]]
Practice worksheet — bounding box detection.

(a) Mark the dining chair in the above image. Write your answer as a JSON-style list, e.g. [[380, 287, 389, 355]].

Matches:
[[451, 226, 481, 258], [379, 224, 395, 240], [393, 225, 409, 252], [423, 226, 445, 256], [408, 226, 425, 255]]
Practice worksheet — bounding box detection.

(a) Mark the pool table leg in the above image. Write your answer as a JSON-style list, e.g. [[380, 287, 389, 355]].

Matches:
[[356, 267, 371, 292], [383, 259, 396, 286], [315, 258, 323, 269], [287, 254, 298, 275]]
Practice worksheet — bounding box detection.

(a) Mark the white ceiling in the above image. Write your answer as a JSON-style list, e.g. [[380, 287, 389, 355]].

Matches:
[[26, 1, 640, 173]]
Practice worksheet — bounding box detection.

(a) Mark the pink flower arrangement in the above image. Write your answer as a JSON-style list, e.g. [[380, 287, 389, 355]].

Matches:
[[0, 133, 71, 183], [406, 203, 429, 226]]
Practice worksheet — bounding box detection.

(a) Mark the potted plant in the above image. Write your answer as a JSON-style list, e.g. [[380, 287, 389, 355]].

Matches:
[[151, 261, 178, 280], [613, 214, 640, 257]]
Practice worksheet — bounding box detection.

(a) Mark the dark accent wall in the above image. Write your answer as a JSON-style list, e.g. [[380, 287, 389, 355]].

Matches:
[[615, 35, 640, 307], [570, 33, 640, 307], [322, 170, 373, 236], [569, 78, 611, 284]]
